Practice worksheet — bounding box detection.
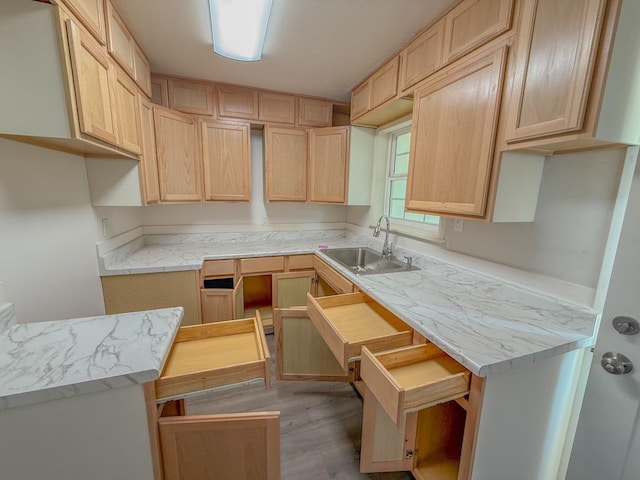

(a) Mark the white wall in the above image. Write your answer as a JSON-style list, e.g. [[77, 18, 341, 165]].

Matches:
[[0, 139, 105, 322], [141, 130, 347, 230]]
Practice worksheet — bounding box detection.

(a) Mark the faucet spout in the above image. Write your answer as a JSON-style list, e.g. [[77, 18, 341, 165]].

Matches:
[[373, 215, 392, 258]]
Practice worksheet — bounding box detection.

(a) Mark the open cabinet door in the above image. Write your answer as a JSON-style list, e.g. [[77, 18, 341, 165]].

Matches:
[[272, 271, 315, 308], [360, 385, 417, 473], [159, 411, 281, 480], [273, 307, 349, 382], [233, 276, 245, 319]]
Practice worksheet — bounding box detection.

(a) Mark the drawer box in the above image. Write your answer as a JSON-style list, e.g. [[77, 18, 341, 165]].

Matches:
[[306, 292, 413, 370], [155, 317, 270, 402], [361, 343, 470, 425], [240, 256, 285, 274]]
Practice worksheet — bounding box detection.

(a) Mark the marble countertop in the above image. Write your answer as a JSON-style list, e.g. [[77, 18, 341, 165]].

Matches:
[[98, 230, 598, 377], [0, 307, 183, 410]]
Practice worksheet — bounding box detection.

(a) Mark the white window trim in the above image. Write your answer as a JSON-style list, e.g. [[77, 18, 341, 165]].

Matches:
[[369, 117, 444, 243]]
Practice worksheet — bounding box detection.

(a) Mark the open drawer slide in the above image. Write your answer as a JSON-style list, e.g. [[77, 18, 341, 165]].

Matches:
[[306, 292, 413, 370], [361, 343, 470, 425], [155, 316, 270, 402]]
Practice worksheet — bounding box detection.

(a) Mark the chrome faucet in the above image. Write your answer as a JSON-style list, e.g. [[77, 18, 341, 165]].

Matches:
[[373, 215, 392, 258]]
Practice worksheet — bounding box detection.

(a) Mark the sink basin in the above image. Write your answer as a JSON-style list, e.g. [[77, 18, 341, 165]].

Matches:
[[320, 247, 419, 275]]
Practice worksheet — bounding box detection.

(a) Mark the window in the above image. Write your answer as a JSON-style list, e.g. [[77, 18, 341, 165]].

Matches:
[[384, 127, 441, 237]]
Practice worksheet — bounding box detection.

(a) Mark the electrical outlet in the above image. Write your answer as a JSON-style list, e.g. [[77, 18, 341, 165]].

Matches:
[[453, 219, 464, 232]]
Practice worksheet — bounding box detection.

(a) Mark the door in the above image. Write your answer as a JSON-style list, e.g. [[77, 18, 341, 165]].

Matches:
[[112, 64, 141, 154], [66, 19, 118, 145], [153, 106, 202, 202], [308, 126, 349, 204], [264, 126, 308, 202], [201, 120, 251, 202], [273, 307, 349, 382], [566, 149, 640, 480], [137, 95, 161, 204], [233, 276, 245, 319], [272, 271, 315, 309], [159, 412, 280, 480]]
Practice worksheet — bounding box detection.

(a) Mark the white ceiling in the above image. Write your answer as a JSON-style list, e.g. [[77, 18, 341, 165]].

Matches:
[[111, 0, 457, 102]]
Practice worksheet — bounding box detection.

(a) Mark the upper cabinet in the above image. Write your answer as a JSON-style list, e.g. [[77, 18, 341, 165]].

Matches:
[[442, 0, 514, 63], [112, 64, 142, 155], [59, 0, 106, 45], [217, 85, 259, 120], [369, 56, 400, 110], [398, 19, 444, 93], [406, 46, 507, 217], [259, 92, 296, 124], [298, 98, 333, 127], [169, 78, 215, 116], [264, 126, 308, 202], [153, 106, 202, 202], [505, 0, 607, 143], [105, 0, 135, 77], [138, 96, 161, 204], [309, 127, 349, 204], [201, 120, 251, 202], [133, 42, 152, 98]]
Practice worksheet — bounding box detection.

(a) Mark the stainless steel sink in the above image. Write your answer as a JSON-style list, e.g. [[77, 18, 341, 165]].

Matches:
[[320, 247, 419, 275]]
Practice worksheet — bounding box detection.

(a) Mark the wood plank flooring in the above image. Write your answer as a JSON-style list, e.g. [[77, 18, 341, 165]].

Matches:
[[185, 333, 414, 480]]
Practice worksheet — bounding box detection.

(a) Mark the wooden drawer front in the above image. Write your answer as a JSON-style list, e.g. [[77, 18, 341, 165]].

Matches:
[[155, 317, 269, 402], [286, 254, 315, 271], [306, 292, 413, 371], [298, 98, 333, 127], [217, 85, 259, 120], [313, 257, 353, 294], [259, 92, 296, 124], [361, 344, 470, 425], [240, 256, 285, 274], [442, 0, 514, 63], [201, 259, 236, 278]]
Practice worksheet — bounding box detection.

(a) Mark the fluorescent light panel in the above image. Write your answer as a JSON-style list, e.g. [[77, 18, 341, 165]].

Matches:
[[209, 0, 273, 62]]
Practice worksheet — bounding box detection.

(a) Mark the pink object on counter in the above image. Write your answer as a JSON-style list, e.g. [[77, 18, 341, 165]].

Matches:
[[318, 244, 329, 249]]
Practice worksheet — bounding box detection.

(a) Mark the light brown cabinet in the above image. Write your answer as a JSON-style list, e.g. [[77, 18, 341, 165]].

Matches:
[[201, 120, 251, 202], [168, 78, 215, 116], [505, 0, 607, 143], [405, 46, 507, 217], [351, 56, 401, 122], [258, 92, 296, 124], [153, 106, 202, 202], [112, 65, 142, 155], [309, 126, 349, 203], [105, 0, 135, 77], [264, 126, 308, 202], [137, 95, 161, 204], [133, 42, 152, 97], [399, 19, 444, 92], [217, 85, 259, 120], [298, 98, 333, 127], [59, 0, 106, 45], [150, 76, 169, 106], [442, 0, 514, 64], [66, 19, 118, 146]]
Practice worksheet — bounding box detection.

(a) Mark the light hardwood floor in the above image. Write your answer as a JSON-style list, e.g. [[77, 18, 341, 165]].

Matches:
[[185, 333, 414, 480]]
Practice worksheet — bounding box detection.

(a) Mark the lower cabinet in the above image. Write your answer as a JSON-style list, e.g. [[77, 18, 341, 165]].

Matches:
[[147, 316, 279, 480]]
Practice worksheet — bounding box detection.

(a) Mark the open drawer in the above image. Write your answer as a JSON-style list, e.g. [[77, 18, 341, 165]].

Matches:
[[361, 343, 471, 425], [155, 316, 270, 402], [306, 292, 413, 370]]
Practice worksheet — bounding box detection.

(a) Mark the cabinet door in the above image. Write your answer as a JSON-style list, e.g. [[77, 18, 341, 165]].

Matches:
[[113, 65, 141, 154], [133, 42, 152, 98], [350, 81, 370, 120], [399, 19, 444, 92], [264, 126, 308, 202], [153, 106, 202, 202], [159, 412, 280, 480], [66, 20, 118, 145], [168, 78, 215, 116], [259, 92, 295, 124], [105, 0, 135, 76], [272, 271, 314, 309], [233, 276, 245, 319], [201, 120, 251, 202], [369, 56, 400, 110], [308, 126, 349, 204], [217, 85, 259, 120], [442, 0, 514, 63], [505, 0, 606, 142], [62, 0, 106, 45], [406, 46, 507, 217], [273, 308, 349, 381], [201, 289, 234, 323], [138, 95, 161, 204], [298, 98, 333, 127], [150, 76, 169, 106], [360, 385, 418, 473]]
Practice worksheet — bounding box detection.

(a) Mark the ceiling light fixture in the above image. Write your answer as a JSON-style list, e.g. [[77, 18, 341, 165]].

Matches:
[[208, 0, 273, 62]]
